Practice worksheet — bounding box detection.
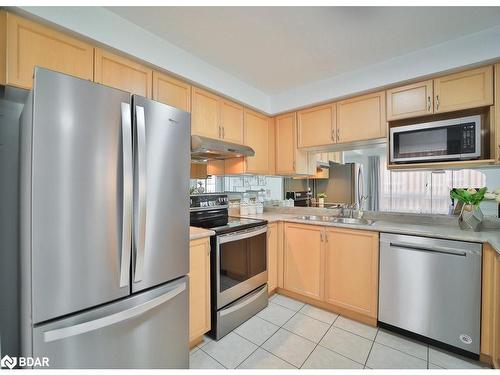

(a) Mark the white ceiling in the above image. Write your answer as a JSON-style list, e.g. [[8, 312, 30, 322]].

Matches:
[[106, 7, 500, 95]]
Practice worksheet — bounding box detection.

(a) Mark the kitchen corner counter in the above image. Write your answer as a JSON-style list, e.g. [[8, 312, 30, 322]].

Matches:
[[231, 211, 500, 254], [190, 226, 215, 241]]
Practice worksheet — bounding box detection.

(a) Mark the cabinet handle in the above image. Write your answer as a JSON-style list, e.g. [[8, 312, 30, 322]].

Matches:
[[427, 96, 431, 112], [331, 128, 335, 141], [435, 95, 440, 111], [218, 125, 221, 138], [293, 160, 296, 170], [320, 232, 323, 242], [325, 232, 328, 243], [222, 126, 225, 139], [337, 128, 340, 142]]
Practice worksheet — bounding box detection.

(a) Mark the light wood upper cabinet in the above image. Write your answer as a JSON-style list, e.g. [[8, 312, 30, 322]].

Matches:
[[297, 103, 336, 148], [221, 99, 244, 144], [152, 71, 191, 112], [284, 223, 324, 300], [189, 237, 211, 343], [275, 113, 312, 175], [324, 228, 379, 318], [267, 223, 278, 294], [244, 109, 269, 174], [336, 91, 386, 143], [268, 117, 276, 175], [3, 12, 93, 89], [191, 87, 220, 139], [94, 48, 152, 97], [386, 80, 433, 121], [434, 66, 493, 114], [494, 64, 500, 164]]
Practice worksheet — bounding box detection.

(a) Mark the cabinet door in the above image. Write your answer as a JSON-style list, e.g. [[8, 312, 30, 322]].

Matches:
[[386, 80, 433, 121], [220, 99, 244, 144], [267, 223, 278, 294], [284, 223, 324, 300], [188, 238, 211, 342], [191, 87, 220, 139], [5, 12, 93, 89], [328, 152, 343, 164], [297, 103, 336, 148], [494, 64, 500, 164], [94, 48, 152, 97], [275, 113, 296, 174], [494, 252, 500, 368], [434, 66, 493, 113], [268, 117, 276, 175], [152, 71, 191, 112], [324, 228, 379, 318], [336, 91, 386, 143], [244, 109, 269, 174]]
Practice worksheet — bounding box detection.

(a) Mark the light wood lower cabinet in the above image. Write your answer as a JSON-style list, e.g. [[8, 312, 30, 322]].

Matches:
[[94, 48, 152, 97], [283, 223, 324, 300], [152, 71, 191, 112], [188, 237, 211, 344], [3, 11, 94, 89], [267, 223, 278, 294], [481, 244, 500, 368], [282, 223, 379, 323], [324, 228, 379, 319], [336, 91, 386, 143]]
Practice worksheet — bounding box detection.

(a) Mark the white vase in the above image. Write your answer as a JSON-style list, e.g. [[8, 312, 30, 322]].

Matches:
[[318, 197, 324, 208]]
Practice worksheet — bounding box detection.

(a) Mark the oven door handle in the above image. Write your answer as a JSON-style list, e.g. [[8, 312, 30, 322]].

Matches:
[[218, 226, 267, 244]]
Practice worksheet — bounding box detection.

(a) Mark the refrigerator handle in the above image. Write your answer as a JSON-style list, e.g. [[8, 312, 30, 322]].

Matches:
[[120, 102, 133, 288], [134, 105, 147, 282], [43, 281, 186, 343]]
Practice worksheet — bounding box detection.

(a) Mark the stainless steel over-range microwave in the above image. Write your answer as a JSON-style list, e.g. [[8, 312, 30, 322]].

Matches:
[[390, 115, 482, 163]]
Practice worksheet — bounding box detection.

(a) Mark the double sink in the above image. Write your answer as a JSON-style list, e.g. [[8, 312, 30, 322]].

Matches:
[[294, 215, 374, 226]]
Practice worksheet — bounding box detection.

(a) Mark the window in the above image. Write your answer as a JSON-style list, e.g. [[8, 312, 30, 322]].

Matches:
[[379, 155, 486, 214]]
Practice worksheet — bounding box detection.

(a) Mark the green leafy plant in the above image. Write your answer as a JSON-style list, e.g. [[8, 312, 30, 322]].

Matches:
[[317, 193, 327, 199], [450, 187, 487, 207]]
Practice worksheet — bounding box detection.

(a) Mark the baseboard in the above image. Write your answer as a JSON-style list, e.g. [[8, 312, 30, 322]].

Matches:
[[276, 288, 377, 327]]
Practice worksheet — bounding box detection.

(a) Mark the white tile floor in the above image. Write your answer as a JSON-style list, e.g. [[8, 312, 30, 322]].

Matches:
[[189, 293, 490, 369]]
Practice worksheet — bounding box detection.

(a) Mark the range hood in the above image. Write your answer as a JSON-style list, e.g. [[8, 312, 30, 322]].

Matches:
[[191, 135, 255, 161], [316, 160, 330, 169]]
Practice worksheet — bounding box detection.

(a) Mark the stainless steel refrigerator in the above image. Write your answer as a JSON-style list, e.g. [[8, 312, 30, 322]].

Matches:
[[315, 163, 365, 206], [19, 68, 190, 368]]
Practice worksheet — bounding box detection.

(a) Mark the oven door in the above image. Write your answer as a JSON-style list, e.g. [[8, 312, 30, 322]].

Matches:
[[216, 226, 268, 309]]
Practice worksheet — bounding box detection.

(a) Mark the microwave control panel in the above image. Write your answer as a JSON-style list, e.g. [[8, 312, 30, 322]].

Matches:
[[461, 123, 476, 153]]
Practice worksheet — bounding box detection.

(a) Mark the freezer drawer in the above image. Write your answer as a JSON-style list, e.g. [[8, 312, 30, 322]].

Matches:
[[379, 233, 482, 354], [31, 277, 188, 369]]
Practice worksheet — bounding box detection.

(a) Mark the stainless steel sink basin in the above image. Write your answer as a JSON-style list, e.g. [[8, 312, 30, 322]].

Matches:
[[294, 215, 374, 225], [294, 215, 335, 222], [333, 217, 374, 225]]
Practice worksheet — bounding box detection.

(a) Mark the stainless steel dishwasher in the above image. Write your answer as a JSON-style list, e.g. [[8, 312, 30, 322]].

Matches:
[[379, 233, 482, 355]]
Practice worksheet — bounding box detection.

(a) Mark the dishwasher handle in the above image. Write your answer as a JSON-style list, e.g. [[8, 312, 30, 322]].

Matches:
[[389, 241, 467, 257]]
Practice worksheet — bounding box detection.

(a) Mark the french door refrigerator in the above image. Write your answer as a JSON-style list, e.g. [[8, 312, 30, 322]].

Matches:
[[19, 68, 190, 368]]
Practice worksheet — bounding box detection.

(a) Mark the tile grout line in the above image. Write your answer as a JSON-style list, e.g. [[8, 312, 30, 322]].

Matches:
[[299, 310, 340, 369], [197, 345, 229, 369], [231, 331, 264, 369], [363, 327, 378, 367]]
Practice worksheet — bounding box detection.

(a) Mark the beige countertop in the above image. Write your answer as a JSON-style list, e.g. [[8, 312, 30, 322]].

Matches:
[[232, 211, 500, 254], [189, 226, 215, 241]]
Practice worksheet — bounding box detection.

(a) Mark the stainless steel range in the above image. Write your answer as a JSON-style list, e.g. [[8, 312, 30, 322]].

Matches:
[[190, 194, 268, 340]]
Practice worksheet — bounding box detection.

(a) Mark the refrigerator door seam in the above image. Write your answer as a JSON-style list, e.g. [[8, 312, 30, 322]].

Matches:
[[119, 102, 133, 288], [134, 105, 147, 283]]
